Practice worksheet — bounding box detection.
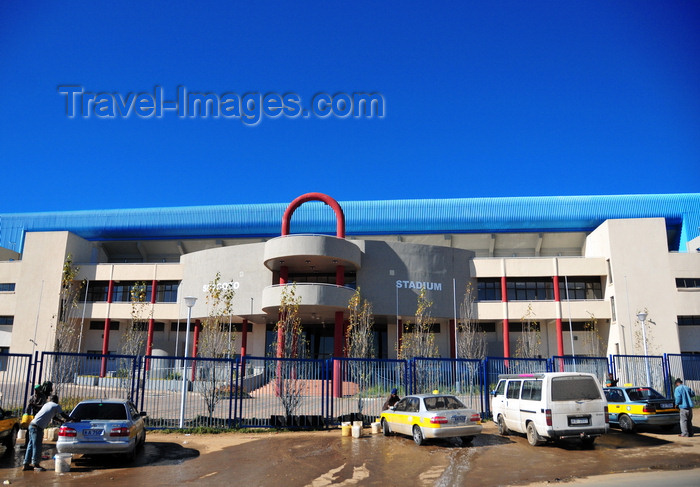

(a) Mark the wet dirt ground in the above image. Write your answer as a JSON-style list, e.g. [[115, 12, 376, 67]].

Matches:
[[0, 423, 698, 486]]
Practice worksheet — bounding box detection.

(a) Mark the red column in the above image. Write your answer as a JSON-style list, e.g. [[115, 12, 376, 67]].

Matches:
[[240, 319, 248, 378], [146, 279, 157, 371], [553, 275, 564, 356], [100, 280, 115, 377], [449, 319, 456, 359], [190, 319, 201, 381], [279, 265, 288, 285], [501, 276, 510, 358]]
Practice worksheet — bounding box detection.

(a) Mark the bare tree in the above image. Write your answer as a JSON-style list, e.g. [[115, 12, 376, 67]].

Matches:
[[345, 288, 375, 417], [51, 255, 84, 395], [197, 272, 236, 425], [116, 281, 150, 399], [399, 288, 438, 393], [581, 312, 604, 357], [270, 284, 306, 422], [516, 303, 541, 359], [458, 283, 487, 360]]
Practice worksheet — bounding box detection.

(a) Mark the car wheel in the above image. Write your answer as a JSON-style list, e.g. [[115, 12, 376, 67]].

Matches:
[[497, 415, 509, 436], [412, 425, 424, 446], [1, 426, 17, 451], [619, 414, 636, 433], [381, 419, 391, 436], [526, 422, 544, 446], [460, 436, 474, 446]]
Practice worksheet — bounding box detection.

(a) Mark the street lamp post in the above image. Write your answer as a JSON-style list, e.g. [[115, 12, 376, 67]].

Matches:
[[637, 311, 652, 387], [179, 296, 197, 428]]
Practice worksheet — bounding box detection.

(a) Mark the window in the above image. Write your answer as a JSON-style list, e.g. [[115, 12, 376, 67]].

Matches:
[[676, 278, 700, 288], [156, 281, 179, 302], [0, 316, 13, 326], [506, 278, 554, 301], [506, 380, 521, 399], [0, 347, 8, 371], [83, 282, 109, 302], [604, 389, 625, 403], [89, 320, 120, 330], [610, 296, 617, 322], [473, 322, 496, 333], [0, 283, 15, 292], [287, 272, 357, 289], [551, 376, 601, 401], [112, 281, 152, 303], [521, 380, 542, 401], [402, 322, 441, 333], [678, 316, 700, 326], [559, 277, 603, 300], [477, 278, 501, 301]]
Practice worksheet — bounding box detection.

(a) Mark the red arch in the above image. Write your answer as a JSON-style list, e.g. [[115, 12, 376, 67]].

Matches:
[[281, 192, 345, 238]]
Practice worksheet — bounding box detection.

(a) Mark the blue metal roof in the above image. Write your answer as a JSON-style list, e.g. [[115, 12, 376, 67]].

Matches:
[[1, 193, 699, 252]]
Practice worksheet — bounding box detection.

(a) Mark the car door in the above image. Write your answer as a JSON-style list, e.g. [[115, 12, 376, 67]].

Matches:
[[504, 380, 523, 432], [387, 398, 412, 435]]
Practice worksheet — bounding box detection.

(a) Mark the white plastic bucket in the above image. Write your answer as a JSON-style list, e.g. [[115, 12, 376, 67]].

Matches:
[[352, 420, 362, 428], [371, 422, 381, 434], [54, 453, 72, 473], [351, 425, 362, 438], [17, 429, 26, 440]]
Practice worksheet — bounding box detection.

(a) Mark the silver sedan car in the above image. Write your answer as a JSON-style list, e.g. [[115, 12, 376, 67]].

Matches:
[[56, 399, 146, 459], [380, 394, 482, 446]]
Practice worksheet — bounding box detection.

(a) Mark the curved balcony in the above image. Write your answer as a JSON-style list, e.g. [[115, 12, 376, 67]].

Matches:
[[264, 234, 362, 272], [261, 283, 356, 316]]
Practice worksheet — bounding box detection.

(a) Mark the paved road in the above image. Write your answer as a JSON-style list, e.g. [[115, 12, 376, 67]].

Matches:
[[0, 423, 698, 486]]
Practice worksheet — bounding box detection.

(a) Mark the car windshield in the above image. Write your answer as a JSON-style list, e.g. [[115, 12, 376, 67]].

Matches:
[[626, 387, 665, 401], [71, 403, 127, 420], [424, 396, 466, 411], [551, 376, 601, 401]]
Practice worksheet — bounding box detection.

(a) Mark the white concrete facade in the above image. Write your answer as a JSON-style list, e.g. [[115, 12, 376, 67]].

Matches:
[[0, 216, 698, 360]]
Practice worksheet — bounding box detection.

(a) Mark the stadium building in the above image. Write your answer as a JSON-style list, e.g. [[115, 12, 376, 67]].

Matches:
[[1, 192, 699, 365]]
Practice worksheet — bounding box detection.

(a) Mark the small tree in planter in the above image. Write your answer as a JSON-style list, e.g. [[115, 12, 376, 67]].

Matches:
[[457, 282, 486, 396], [117, 281, 150, 398], [197, 272, 236, 426], [51, 255, 85, 395], [516, 303, 541, 360], [269, 284, 306, 424], [399, 288, 439, 393], [345, 288, 375, 419]]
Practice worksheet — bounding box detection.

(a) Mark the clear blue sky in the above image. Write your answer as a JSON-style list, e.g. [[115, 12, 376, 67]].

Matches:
[[1, 1, 698, 213]]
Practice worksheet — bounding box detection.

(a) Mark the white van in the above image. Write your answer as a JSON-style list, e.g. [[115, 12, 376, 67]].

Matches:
[[491, 372, 609, 447]]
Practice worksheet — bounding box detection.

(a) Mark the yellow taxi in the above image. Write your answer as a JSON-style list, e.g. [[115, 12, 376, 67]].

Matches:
[[604, 386, 679, 433], [380, 393, 482, 446]]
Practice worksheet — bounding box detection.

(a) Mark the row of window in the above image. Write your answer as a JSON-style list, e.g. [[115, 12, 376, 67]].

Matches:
[[477, 277, 603, 301], [82, 281, 180, 303], [677, 278, 700, 288], [0, 283, 15, 292], [87, 320, 252, 332]]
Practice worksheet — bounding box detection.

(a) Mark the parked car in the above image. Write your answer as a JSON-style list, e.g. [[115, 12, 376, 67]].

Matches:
[[0, 407, 19, 451], [604, 386, 679, 433], [380, 393, 482, 446], [491, 372, 609, 447], [56, 399, 147, 459]]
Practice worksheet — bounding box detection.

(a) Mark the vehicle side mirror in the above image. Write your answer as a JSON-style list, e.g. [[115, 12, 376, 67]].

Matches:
[[389, 406, 395, 411], [490, 390, 497, 396]]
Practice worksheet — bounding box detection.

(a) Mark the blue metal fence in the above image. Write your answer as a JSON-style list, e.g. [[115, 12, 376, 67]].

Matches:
[[0, 351, 693, 430]]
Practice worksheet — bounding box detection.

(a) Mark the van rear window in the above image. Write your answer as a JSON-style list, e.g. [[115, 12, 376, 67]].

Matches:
[[551, 376, 601, 401]]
